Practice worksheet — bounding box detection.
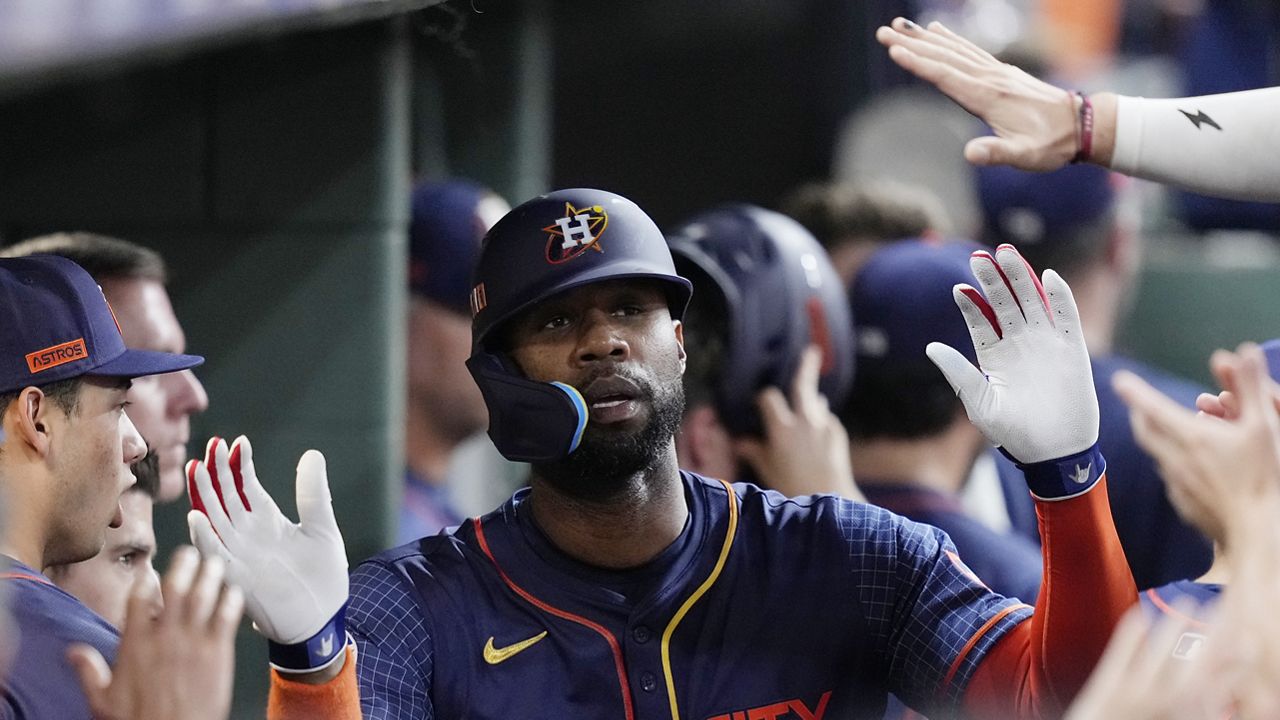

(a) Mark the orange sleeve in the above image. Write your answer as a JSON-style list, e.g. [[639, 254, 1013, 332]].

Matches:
[[962, 476, 1137, 719], [267, 646, 361, 720]]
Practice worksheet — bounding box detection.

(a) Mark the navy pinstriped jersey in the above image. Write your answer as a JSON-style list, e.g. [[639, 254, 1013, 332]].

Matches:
[[860, 484, 1043, 604], [1, 557, 119, 719], [348, 472, 1031, 720]]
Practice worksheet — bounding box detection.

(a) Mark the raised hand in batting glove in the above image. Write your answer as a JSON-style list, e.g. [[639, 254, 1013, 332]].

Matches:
[[186, 436, 350, 674], [926, 244, 1103, 500]]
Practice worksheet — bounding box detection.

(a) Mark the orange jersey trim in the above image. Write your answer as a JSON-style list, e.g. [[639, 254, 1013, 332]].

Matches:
[[1144, 588, 1211, 632], [474, 517, 637, 720], [940, 603, 1031, 694], [0, 572, 53, 585]]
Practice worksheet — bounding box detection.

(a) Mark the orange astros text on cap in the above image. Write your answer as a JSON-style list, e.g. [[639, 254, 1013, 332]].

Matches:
[[26, 338, 87, 374]]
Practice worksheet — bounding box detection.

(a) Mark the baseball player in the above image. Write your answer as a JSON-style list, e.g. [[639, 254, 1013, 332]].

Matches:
[[402, 180, 512, 542], [191, 187, 1136, 719], [875, 18, 1280, 203], [666, 204, 858, 498], [0, 256, 226, 719]]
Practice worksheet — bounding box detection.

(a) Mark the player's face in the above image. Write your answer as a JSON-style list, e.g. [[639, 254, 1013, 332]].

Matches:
[[408, 297, 488, 442], [507, 279, 687, 490], [45, 377, 147, 566], [47, 489, 160, 628], [100, 277, 209, 503]]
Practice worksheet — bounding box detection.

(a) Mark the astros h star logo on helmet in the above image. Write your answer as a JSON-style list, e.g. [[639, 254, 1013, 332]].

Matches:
[[544, 202, 608, 264]]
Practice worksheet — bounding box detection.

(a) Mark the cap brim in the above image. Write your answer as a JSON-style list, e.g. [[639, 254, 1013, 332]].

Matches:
[[90, 348, 204, 379]]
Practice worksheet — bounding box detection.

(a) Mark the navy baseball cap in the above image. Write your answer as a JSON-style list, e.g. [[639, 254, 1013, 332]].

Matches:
[[977, 163, 1115, 247], [0, 255, 203, 394], [851, 238, 986, 369], [409, 180, 506, 315]]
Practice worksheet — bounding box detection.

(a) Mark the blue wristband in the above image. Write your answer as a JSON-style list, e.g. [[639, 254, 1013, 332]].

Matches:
[[268, 605, 348, 674], [1003, 444, 1106, 500]]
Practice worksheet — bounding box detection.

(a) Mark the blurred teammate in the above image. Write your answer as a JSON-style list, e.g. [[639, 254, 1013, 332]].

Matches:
[[845, 238, 1042, 602], [0, 255, 221, 718], [779, 181, 947, 287], [46, 451, 162, 629], [978, 163, 1211, 589], [1065, 342, 1280, 718], [1, 233, 209, 502], [667, 204, 857, 498], [402, 180, 510, 541], [875, 18, 1280, 202], [192, 189, 1137, 719]]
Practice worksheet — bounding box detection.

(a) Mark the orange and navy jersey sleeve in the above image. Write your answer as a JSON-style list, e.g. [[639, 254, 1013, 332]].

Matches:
[[268, 646, 361, 720], [962, 476, 1138, 718]]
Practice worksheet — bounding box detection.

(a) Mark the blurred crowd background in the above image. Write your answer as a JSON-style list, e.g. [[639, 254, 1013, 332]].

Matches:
[[0, 0, 1277, 714]]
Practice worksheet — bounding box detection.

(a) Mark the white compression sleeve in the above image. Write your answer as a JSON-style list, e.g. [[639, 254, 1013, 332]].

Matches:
[[1111, 87, 1280, 202]]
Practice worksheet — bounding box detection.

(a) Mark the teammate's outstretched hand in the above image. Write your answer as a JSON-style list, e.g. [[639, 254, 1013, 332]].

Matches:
[[875, 17, 1098, 171], [927, 245, 1099, 484], [1115, 343, 1280, 549], [735, 346, 862, 500], [67, 546, 242, 720], [186, 436, 349, 672]]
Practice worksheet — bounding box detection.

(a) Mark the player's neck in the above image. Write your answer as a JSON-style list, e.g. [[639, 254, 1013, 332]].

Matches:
[[1196, 543, 1231, 585], [527, 445, 688, 570], [404, 411, 458, 484], [850, 421, 983, 494]]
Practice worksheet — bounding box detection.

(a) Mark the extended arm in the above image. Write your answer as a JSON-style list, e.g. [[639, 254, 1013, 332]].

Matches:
[[926, 245, 1137, 716], [876, 18, 1280, 203]]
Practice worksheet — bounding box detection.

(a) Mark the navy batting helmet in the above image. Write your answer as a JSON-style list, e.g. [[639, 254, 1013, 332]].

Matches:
[[465, 188, 693, 463], [667, 204, 855, 437]]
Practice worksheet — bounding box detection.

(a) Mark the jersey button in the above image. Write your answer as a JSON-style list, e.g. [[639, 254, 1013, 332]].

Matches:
[[640, 672, 657, 693], [633, 626, 651, 644]]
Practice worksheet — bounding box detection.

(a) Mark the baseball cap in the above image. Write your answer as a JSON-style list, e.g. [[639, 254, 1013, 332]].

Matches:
[[409, 180, 507, 315], [851, 238, 986, 370], [0, 255, 203, 394], [977, 163, 1115, 247]]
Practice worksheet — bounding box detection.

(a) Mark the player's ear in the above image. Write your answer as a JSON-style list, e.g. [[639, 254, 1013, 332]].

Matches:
[[10, 386, 55, 456], [672, 320, 687, 375]]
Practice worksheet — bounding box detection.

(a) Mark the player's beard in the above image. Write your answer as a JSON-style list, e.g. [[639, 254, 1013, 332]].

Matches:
[[533, 361, 685, 503]]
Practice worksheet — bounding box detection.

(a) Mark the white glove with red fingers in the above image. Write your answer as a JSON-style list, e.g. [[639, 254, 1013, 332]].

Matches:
[[926, 244, 1103, 499], [186, 436, 350, 673]]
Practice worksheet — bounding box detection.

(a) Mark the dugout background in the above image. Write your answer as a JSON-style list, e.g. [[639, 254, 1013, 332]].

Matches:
[[0, 1, 1276, 714]]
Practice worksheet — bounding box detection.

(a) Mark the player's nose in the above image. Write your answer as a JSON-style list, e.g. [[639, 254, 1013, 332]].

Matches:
[[574, 311, 629, 365]]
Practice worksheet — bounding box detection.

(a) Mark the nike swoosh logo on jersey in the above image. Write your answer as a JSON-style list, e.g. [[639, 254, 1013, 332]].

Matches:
[[483, 631, 548, 665]]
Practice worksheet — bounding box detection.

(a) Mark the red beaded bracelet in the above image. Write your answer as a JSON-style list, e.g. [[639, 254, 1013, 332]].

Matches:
[[1071, 91, 1094, 164]]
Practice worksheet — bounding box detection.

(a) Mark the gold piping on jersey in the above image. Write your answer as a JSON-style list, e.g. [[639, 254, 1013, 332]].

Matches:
[[661, 478, 740, 720]]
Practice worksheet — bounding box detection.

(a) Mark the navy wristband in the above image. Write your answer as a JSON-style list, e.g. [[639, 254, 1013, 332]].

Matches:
[[268, 605, 348, 673], [1003, 444, 1106, 500]]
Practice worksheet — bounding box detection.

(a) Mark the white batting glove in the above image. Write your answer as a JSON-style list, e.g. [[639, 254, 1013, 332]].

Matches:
[[927, 244, 1103, 499], [186, 436, 350, 672]]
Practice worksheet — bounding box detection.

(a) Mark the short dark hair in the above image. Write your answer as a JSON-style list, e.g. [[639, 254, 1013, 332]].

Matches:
[[129, 449, 161, 499], [840, 363, 962, 440], [780, 181, 947, 251], [0, 376, 84, 420], [1, 232, 167, 284]]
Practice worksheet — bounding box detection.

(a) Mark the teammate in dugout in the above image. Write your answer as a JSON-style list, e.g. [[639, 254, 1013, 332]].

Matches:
[[189, 188, 1136, 719]]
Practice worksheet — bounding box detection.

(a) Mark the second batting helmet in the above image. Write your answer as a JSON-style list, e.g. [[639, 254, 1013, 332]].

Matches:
[[667, 204, 855, 437], [465, 188, 693, 463]]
